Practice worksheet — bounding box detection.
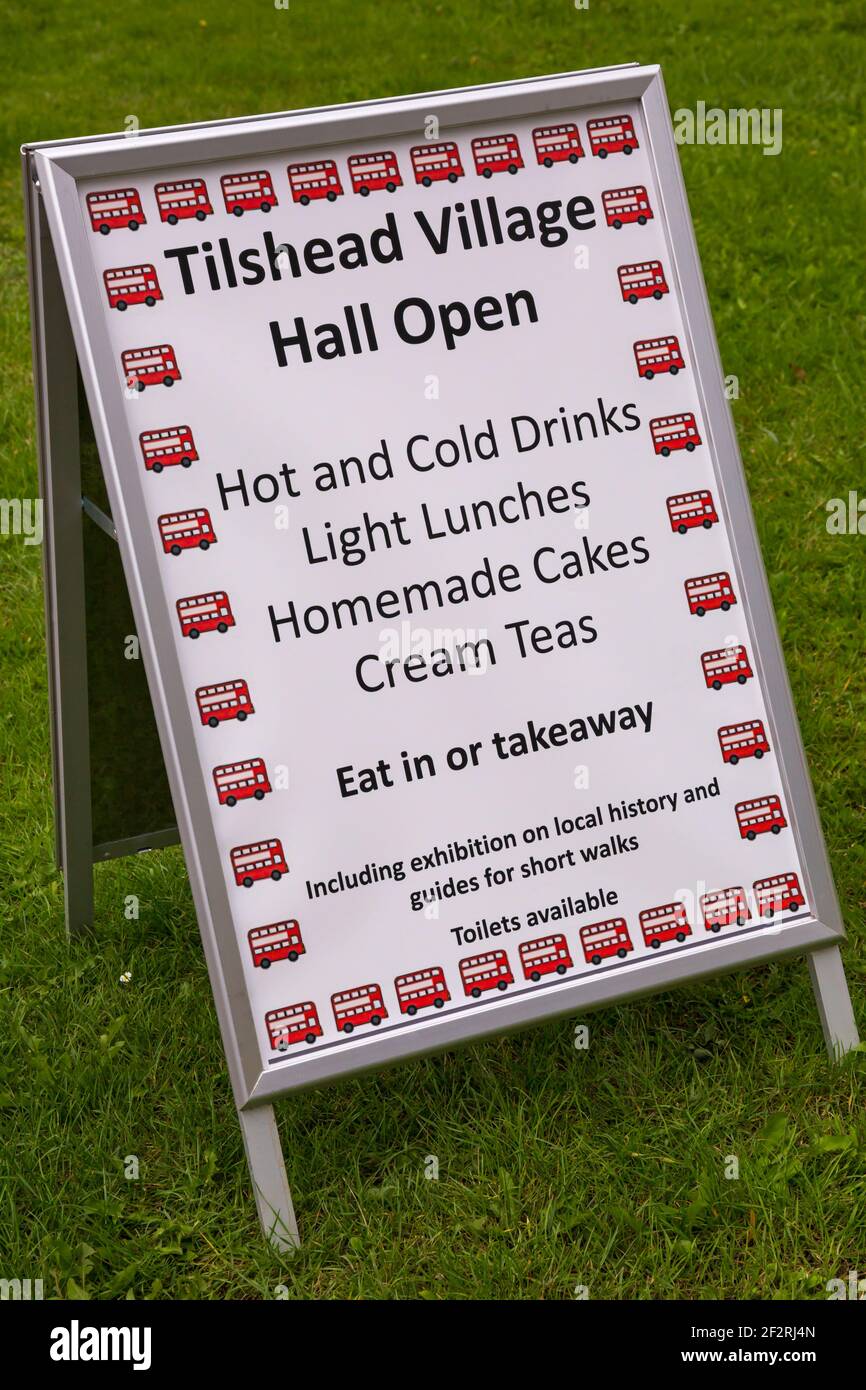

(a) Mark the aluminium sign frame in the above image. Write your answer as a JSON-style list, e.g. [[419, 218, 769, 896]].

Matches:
[[25, 65, 853, 1129]]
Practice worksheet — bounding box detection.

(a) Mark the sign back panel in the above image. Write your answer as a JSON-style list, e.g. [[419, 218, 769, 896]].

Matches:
[[30, 67, 844, 1106]]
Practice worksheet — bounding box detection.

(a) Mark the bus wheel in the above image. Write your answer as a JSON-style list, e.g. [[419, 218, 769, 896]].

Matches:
[[661, 446, 671, 456], [208, 717, 219, 727], [360, 186, 370, 196], [170, 545, 181, 556], [448, 173, 458, 182], [99, 224, 110, 234], [168, 214, 178, 225], [695, 607, 705, 617], [544, 157, 553, 168], [300, 195, 310, 205], [650, 940, 660, 949], [233, 207, 244, 216], [591, 954, 601, 965], [721, 601, 730, 611], [702, 519, 712, 529], [145, 296, 156, 306], [116, 300, 127, 311], [305, 1033, 316, 1044], [654, 290, 664, 300], [189, 629, 200, 639], [669, 366, 679, 375], [482, 169, 492, 178], [736, 917, 746, 926], [747, 831, 756, 841], [343, 1022, 354, 1033], [386, 182, 396, 192], [771, 825, 781, 835], [271, 869, 282, 879], [217, 622, 228, 633], [623, 145, 633, 155], [196, 210, 207, 220], [628, 294, 638, 304], [613, 219, 622, 229], [254, 790, 264, 800], [678, 525, 688, 535], [637, 215, 647, 224], [530, 971, 541, 982], [736, 675, 746, 684], [236, 711, 247, 721], [226, 796, 236, 806], [557, 964, 567, 975], [644, 369, 654, 379], [686, 442, 695, 451], [471, 987, 481, 998], [243, 877, 253, 887], [371, 1015, 382, 1026], [288, 951, 298, 962], [754, 749, 764, 759], [199, 540, 210, 551], [259, 959, 271, 970], [597, 149, 608, 159], [152, 462, 163, 473], [712, 680, 721, 690], [729, 754, 739, 765], [569, 153, 578, 163], [181, 457, 192, 467], [261, 203, 271, 213], [434, 998, 444, 1008], [327, 191, 337, 201], [676, 933, 686, 943], [617, 948, 628, 958], [710, 924, 721, 933], [407, 1005, 417, 1015], [163, 377, 175, 387], [422, 176, 432, 187], [497, 980, 508, 990]]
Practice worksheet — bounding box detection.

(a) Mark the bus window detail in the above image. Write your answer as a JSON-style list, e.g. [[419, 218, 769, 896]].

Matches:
[[287, 159, 343, 204], [87, 188, 145, 234], [701, 887, 750, 933], [735, 796, 787, 841], [176, 590, 235, 639], [685, 571, 737, 617], [231, 838, 288, 888], [701, 645, 753, 690], [249, 920, 304, 968], [602, 185, 652, 228], [155, 178, 213, 224], [639, 903, 692, 949], [519, 934, 573, 981], [532, 123, 584, 166], [651, 413, 701, 456], [587, 114, 638, 157], [140, 425, 197, 472], [158, 508, 217, 556], [667, 491, 718, 535], [410, 142, 464, 186], [212, 757, 271, 807], [460, 950, 513, 997], [471, 134, 523, 177], [580, 918, 633, 965], [717, 719, 770, 765], [634, 336, 685, 379], [617, 260, 669, 304], [266, 1001, 321, 1050], [122, 344, 181, 390], [195, 678, 254, 727], [395, 967, 450, 1015], [754, 873, 805, 918], [331, 984, 387, 1032], [348, 151, 402, 195], [220, 170, 277, 215]]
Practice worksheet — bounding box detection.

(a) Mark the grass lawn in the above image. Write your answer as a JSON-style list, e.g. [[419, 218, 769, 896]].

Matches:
[[1, 0, 864, 1299]]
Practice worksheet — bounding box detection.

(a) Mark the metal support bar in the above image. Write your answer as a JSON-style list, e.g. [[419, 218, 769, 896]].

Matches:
[[808, 945, 859, 1060], [82, 494, 117, 541], [238, 1105, 299, 1251]]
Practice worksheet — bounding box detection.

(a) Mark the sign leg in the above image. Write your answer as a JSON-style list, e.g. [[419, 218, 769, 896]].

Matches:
[[808, 946, 859, 1060], [238, 1104, 299, 1251], [24, 170, 94, 936]]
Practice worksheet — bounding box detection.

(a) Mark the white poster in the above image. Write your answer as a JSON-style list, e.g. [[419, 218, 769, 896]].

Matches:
[[77, 101, 809, 1075]]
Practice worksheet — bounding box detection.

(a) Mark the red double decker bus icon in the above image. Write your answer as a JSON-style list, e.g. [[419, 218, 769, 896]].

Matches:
[[394, 967, 450, 1015], [122, 344, 180, 391], [221, 170, 277, 215], [602, 185, 652, 228], [410, 142, 464, 185], [331, 984, 387, 1032], [639, 903, 691, 948], [519, 934, 573, 981], [580, 918, 633, 965], [347, 151, 402, 195], [618, 260, 669, 304], [667, 491, 718, 534], [685, 572, 737, 617], [140, 425, 197, 472], [266, 1001, 321, 1050], [287, 159, 343, 204], [459, 950, 513, 996], [195, 678, 254, 727], [701, 645, 753, 690], [735, 795, 787, 841], [754, 873, 805, 918], [155, 178, 213, 223], [634, 336, 685, 379], [651, 413, 701, 455], [176, 590, 234, 638], [718, 719, 770, 764], [158, 508, 216, 556], [250, 920, 305, 969], [701, 886, 750, 933], [104, 264, 162, 311], [213, 757, 271, 807], [472, 134, 523, 177], [532, 123, 584, 166], [587, 114, 638, 157], [231, 838, 287, 887], [87, 188, 146, 234]]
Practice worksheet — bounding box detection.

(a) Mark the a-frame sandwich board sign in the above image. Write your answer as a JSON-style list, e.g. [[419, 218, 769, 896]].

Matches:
[[23, 64, 858, 1249]]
